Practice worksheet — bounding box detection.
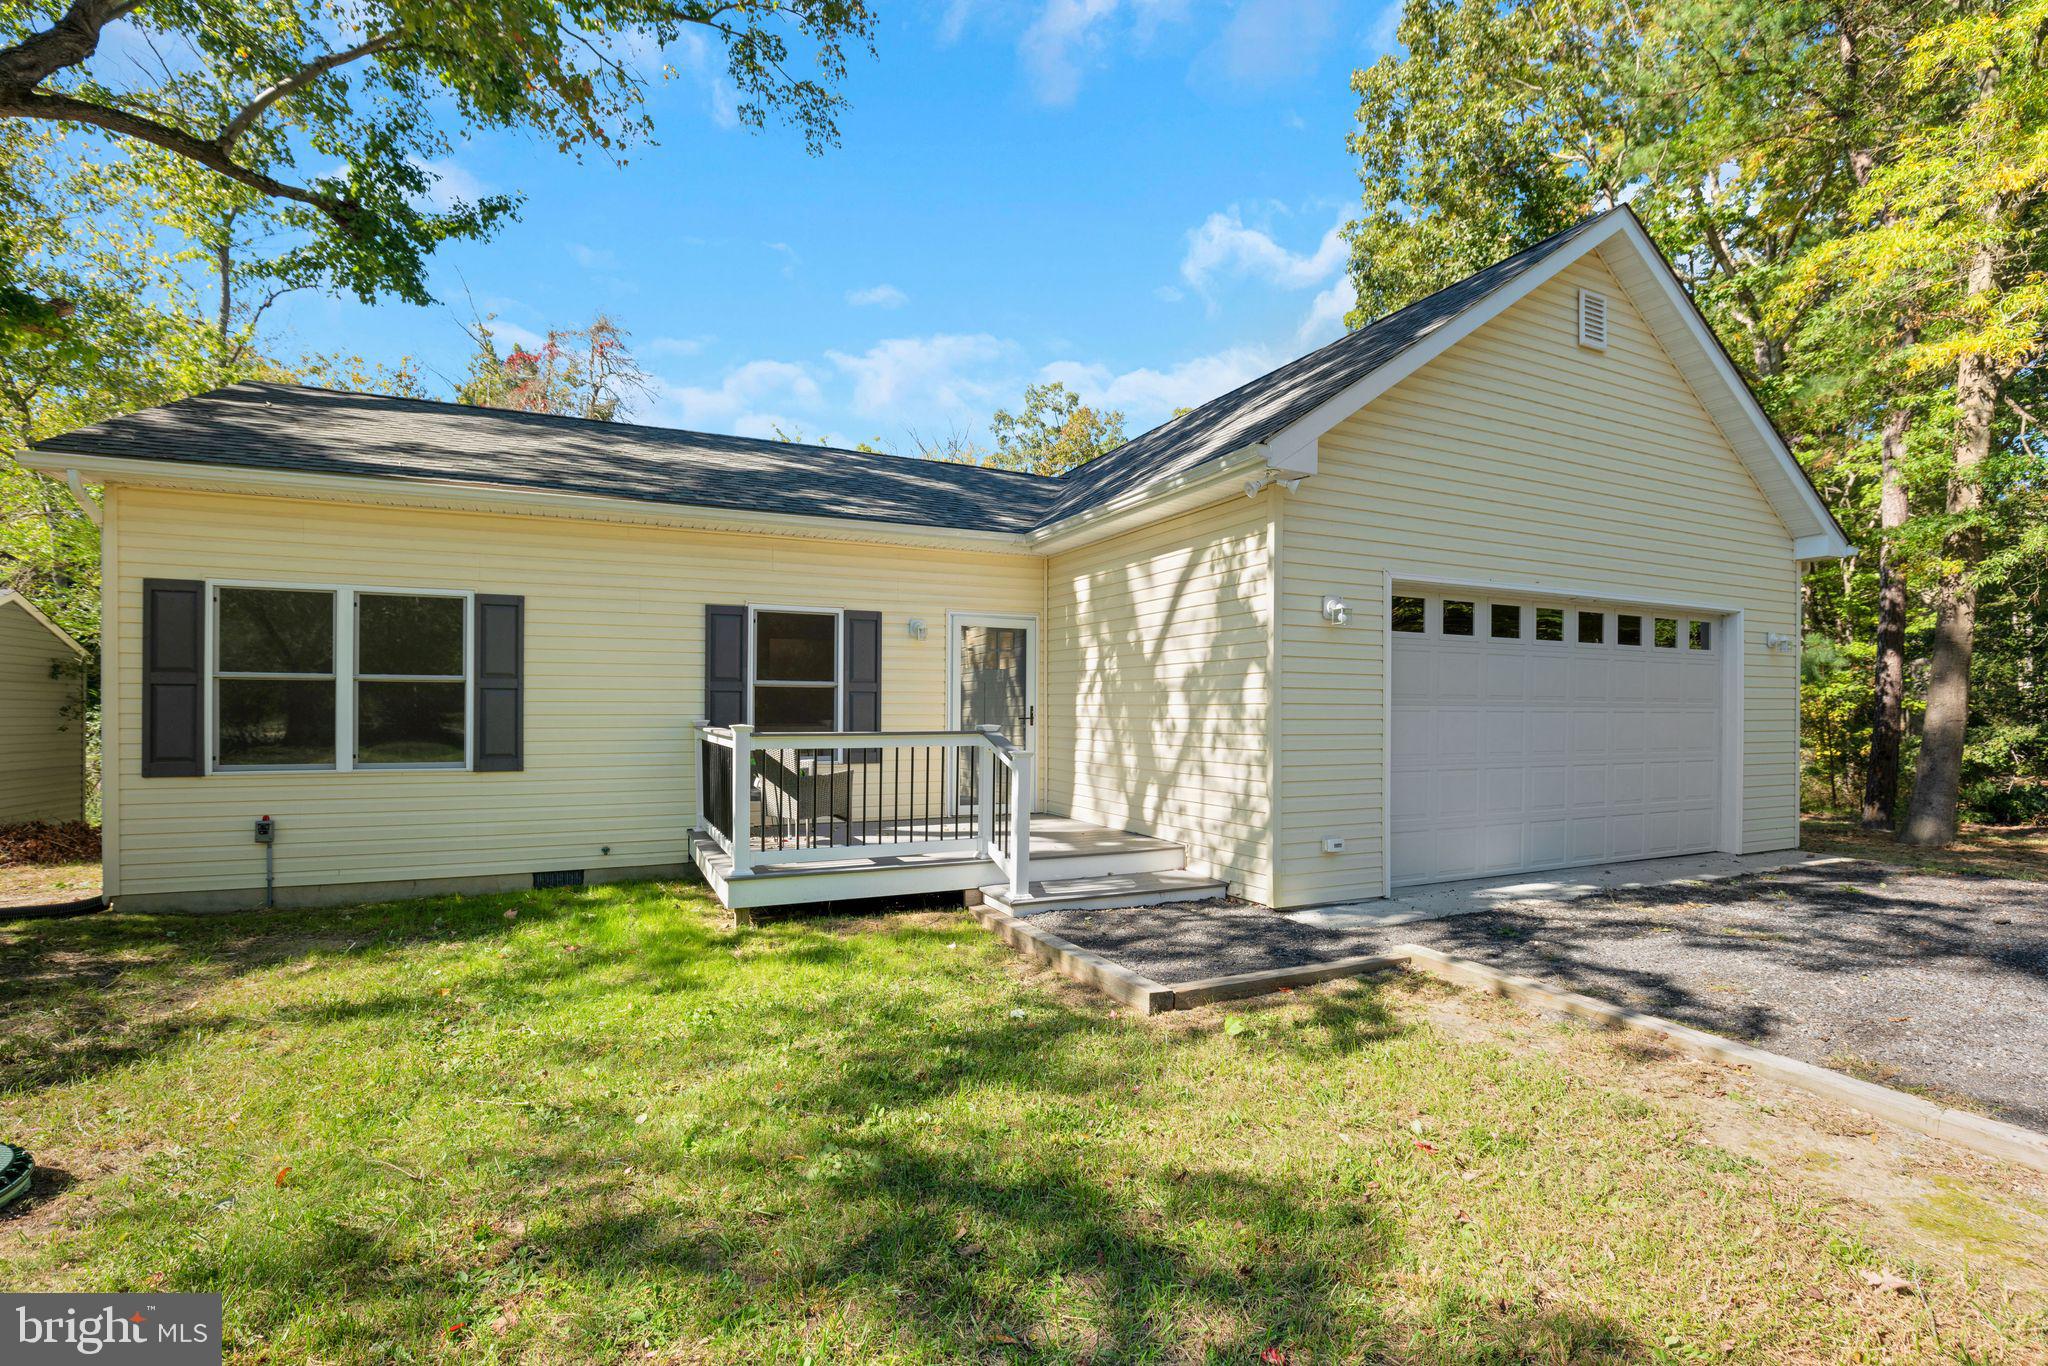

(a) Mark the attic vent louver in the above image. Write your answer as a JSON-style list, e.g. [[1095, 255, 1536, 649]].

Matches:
[[1577, 289, 1610, 350]]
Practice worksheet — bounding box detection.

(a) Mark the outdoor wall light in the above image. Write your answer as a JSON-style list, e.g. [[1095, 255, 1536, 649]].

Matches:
[[906, 618, 927, 641], [1763, 632, 1795, 653], [1322, 595, 1349, 625]]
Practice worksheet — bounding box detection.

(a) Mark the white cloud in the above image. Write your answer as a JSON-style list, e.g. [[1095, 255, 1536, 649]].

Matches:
[[1019, 0, 1120, 105], [828, 334, 1011, 416], [408, 156, 491, 212], [846, 283, 909, 309], [650, 360, 821, 433], [1181, 207, 1346, 291], [1297, 275, 1356, 345], [767, 241, 800, 278], [1192, 0, 1337, 89], [937, 0, 977, 44], [481, 318, 546, 352], [567, 242, 619, 270], [667, 29, 743, 129], [1041, 344, 1273, 420], [1153, 284, 1185, 303]]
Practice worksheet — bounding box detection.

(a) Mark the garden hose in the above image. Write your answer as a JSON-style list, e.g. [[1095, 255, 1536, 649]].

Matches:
[[0, 1142, 32, 1211]]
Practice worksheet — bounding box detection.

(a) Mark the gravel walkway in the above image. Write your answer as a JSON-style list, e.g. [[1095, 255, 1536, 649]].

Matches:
[[1029, 862, 2048, 1131]]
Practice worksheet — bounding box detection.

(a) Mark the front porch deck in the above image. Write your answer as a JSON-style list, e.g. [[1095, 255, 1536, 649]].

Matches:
[[690, 815, 1185, 912]]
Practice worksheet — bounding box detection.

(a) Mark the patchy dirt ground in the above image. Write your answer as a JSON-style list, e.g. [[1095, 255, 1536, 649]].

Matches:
[[0, 822, 103, 910], [0, 862, 100, 910]]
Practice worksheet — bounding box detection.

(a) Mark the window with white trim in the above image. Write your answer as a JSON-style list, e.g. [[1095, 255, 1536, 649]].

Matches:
[[215, 587, 338, 769], [356, 592, 468, 766], [751, 608, 839, 732], [211, 585, 471, 772]]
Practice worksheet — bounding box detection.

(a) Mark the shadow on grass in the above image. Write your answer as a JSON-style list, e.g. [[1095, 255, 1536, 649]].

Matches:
[[0, 879, 727, 1092], [2, 886, 1648, 1359]]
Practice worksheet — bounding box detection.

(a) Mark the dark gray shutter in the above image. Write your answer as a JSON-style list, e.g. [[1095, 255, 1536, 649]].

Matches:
[[141, 579, 205, 777], [704, 604, 747, 725], [473, 594, 524, 772], [843, 609, 881, 762]]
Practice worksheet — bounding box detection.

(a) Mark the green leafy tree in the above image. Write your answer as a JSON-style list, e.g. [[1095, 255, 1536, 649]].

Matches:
[[982, 381, 1125, 477], [0, 0, 876, 325], [1342, 0, 2048, 841]]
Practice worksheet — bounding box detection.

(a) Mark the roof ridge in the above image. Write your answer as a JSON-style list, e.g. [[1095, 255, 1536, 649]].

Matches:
[[209, 381, 1065, 487]]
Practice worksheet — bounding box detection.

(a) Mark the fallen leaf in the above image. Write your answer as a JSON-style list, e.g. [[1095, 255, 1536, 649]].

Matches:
[[504, 909, 518, 920], [1862, 1270, 1918, 1296], [1413, 1140, 1439, 1154], [273, 1165, 292, 1188]]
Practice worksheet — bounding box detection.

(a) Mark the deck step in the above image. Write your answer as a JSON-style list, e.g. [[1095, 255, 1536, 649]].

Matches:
[[980, 870, 1228, 916]]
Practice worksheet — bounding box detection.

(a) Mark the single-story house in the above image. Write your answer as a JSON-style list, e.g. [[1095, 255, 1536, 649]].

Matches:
[[0, 589, 88, 824], [21, 207, 1850, 915]]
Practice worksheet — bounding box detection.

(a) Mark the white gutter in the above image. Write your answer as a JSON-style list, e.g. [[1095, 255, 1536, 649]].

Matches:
[[1025, 445, 1279, 555], [25, 443, 1296, 561]]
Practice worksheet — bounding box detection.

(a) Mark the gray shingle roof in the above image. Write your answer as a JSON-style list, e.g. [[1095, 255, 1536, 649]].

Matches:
[[34, 385, 1065, 532], [32, 212, 1616, 534]]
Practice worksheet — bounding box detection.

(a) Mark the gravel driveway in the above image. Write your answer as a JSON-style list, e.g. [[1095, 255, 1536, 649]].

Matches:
[[1030, 861, 2048, 1131], [1398, 861, 2048, 1131]]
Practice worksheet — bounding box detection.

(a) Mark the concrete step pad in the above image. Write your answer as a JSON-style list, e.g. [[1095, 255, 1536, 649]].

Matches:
[[981, 870, 1228, 916]]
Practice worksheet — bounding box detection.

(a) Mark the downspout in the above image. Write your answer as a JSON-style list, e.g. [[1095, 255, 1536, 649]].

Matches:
[[64, 470, 102, 526]]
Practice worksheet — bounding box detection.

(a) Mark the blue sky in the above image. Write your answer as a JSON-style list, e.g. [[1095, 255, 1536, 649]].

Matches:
[[267, 0, 1402, 450]]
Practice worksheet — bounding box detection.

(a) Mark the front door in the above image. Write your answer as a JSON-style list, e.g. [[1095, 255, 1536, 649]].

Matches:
[[949, 613, 1036, 810]]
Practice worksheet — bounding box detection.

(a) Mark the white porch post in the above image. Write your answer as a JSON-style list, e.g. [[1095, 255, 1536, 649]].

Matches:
[[729, 723, 753, 877], [973, 733, 996, 859], [1006, 749, 1033, 898], [692, 724, 708, 835]]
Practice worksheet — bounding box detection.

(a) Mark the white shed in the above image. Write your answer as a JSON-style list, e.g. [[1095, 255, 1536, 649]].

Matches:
[[0, 590, 88, 823]]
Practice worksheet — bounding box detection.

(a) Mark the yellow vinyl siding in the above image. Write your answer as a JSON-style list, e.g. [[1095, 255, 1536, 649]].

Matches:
[[1274, 251, 1800, 907], [106, 487, 1041, 903], [1044, 495, 1276, 902], [0, 602, 84, 823]]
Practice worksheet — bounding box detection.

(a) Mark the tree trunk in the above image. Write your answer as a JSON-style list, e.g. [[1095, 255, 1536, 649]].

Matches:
[[1901, 252, 1996, 846], [1860, 404, 1911, 829]]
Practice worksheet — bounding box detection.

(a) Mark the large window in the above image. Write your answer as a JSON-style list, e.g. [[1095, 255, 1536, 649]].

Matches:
[[752, 608, 838, 732], [212, 585, 470, 772]]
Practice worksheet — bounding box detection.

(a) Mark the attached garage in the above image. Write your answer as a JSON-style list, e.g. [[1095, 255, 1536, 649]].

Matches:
[[1389, 589, 1730, 888]]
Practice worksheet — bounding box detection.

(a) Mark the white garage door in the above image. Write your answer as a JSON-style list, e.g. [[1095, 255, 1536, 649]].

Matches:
[[1390, 591, 1724, 888]]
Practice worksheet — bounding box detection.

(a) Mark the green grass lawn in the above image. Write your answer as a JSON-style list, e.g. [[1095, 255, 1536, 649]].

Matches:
[[1, 882, 2041, 1363]]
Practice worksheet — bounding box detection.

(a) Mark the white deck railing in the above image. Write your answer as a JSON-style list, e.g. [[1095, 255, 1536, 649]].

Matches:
[[696, 723, 1032, 896]]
